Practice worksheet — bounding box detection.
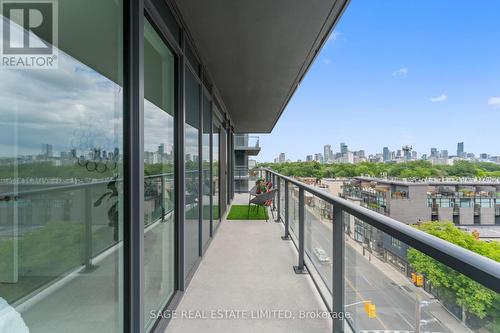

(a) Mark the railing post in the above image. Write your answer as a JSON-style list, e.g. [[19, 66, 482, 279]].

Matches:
[[332, 204, 345, 332], [272, 174, 277, 211], [294, 187, 308, 274], [275, 176, 281, 223], [282, 180, 291, 240], [84, 187, 95, 272]]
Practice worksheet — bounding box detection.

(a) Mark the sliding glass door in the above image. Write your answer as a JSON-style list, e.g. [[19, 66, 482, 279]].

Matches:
[[212, 120, 221, 231], [0, 1, 124, 332], [184, 68, 200, 278], [0, 0, 232, 330], [143, 19, 176, 330], [201, 94, 211, 249]]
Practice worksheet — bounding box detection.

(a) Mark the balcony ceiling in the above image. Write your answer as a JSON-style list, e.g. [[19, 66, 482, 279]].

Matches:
[[173, 0, 349, 133]]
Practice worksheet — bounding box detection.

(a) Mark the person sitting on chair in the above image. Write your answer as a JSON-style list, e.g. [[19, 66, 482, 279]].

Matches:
[[256, 179, 267, 194], [266, 181, 273, 191]]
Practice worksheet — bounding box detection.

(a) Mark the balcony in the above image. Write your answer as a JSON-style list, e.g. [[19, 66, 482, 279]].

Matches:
[[165, 168, 500, 333], [165, 193, 331, 333], [1, 1, 499, 331], [234, 134, 261, 156]]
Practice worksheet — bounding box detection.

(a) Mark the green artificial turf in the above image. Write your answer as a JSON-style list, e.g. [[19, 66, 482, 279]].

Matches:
[[227, 205, 269, 220]]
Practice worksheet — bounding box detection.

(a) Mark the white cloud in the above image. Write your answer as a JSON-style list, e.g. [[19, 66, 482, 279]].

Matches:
[[487, 97, 500, 108], [429, 94, 448, 103], [322, 59, 332, 65], [328, 31, 341, 42], [392, 67, 408, 77]]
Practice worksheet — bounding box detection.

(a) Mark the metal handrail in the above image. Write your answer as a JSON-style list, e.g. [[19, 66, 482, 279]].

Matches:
[[262, 167, 500, 294], [234, 134, 260, 148]]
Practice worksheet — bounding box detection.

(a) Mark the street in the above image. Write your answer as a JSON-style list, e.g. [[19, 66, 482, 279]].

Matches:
[[285, 194, 452, 333]]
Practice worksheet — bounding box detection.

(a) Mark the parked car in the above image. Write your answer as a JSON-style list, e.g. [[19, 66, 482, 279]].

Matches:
[[313, 247, 330, 264]]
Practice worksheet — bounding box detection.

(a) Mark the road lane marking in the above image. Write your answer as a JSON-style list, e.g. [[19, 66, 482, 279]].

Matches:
[[397, 311, 414, 330], [345, 277, 390, 331], [361, 274, 375, 288]]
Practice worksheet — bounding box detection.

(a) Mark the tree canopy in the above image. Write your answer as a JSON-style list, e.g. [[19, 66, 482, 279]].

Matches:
[[407, 221, 500, 329], [258, 160, 500, 179]]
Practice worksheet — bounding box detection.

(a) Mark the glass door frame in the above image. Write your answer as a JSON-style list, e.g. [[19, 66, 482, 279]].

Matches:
[[117, 0, 238, 331], [212, 111, 223, 233]]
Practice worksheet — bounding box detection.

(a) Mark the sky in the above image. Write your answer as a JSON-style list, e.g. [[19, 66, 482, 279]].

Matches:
[[255, 0, 500, 162]]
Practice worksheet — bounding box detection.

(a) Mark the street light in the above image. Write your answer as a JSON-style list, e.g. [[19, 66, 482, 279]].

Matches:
[[415, 296, 439, 333]]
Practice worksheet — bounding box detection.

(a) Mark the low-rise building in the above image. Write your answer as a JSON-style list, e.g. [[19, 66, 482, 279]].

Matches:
[[341, 176, 500, 274]]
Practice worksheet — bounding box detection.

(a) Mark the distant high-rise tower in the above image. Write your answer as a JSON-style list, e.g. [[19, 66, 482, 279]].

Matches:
[[383, 147, 390, 162], [41, 143, 53, 158], [402, 145, 412, 161], [324, 144, 332, 162], [457, 142, 464, 157], [340, 142, 348, 154], [279, 152, 286, 163], [430, 148, 438, 158]]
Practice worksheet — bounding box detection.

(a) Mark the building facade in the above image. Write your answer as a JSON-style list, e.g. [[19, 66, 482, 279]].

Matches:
[[342, 177, 500, 274], [234, 134, 261, 192]]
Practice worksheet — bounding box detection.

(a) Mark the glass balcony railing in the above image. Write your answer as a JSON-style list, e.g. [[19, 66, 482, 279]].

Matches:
[[260, 167, 500, 333], [234, 134, 260, 149]]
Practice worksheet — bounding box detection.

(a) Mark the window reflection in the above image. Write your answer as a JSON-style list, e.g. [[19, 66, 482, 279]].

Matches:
[[201, 95, 211, 248], [184, 69, 200, 277], [143, 20, 176, 330], [0, 1, 124, 332]]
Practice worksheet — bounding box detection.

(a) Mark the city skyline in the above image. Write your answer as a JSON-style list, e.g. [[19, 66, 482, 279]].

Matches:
[[270, 140, 500, 164], [255, 0, 500, 163]]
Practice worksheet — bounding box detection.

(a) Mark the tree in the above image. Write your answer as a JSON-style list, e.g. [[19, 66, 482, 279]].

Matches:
[[258, 160, 499, 180], [407, 222, 500, 329]]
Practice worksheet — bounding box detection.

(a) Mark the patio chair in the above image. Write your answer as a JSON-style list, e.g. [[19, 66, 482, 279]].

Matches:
[[248, 189, 277, 222], [248, 184, 259, 206], [248, 180, 267, 208]]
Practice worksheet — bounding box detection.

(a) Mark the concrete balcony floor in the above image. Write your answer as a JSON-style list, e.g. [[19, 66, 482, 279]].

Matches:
[[165, 194, 331, 333]]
